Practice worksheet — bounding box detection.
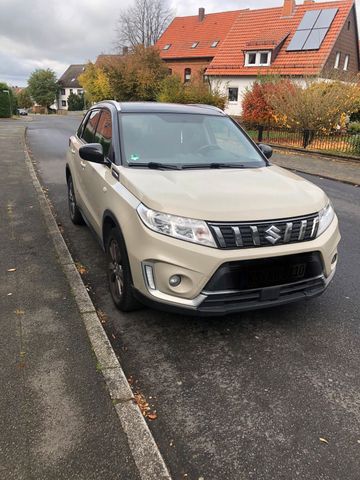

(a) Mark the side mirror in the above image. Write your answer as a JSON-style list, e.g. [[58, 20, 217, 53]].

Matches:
[[79, 143, 105, 164], [258, 143, 273, 159]]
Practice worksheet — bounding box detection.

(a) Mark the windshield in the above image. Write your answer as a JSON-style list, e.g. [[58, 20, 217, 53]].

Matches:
[[119, 113, 267, 169]]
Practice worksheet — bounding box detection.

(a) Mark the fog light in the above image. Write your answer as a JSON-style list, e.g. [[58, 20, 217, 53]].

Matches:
[[144, 265, 156, 290], [331, 253, 338, 264], [169, 275, 181, 287]]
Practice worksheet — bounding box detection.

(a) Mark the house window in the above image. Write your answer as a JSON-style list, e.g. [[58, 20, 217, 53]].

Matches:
[[228, 88, 238, 102], [168, 68, 172, 75], [163, 44, 171, 50], [184, 68, 191, 83], [61, 100, 67, 107], [344, 54, 350, 71], [70, 89, 73, 94], [348, 21, 351, 30], [245, 51, 271, 67], [191, 42, 199, 48], [334, 52, 341, 69], [60, 88, 65, 95], [211, 40, 219, 48]]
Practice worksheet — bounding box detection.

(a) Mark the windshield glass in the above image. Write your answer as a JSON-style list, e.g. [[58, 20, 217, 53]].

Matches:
[[119, 113, 266, 168]]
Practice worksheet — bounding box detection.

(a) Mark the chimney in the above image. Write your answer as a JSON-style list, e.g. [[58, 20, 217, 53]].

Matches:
[[122, 46, 129, 55], [282, 0, 295, 17], [198, 7, 205, 22]]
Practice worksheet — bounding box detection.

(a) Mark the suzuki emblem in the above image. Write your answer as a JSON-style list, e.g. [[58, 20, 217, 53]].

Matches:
[[265, 225, 282, 245]]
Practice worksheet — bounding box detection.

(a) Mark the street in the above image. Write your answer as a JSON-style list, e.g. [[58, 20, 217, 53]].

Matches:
[[27, 114, 360, 480]]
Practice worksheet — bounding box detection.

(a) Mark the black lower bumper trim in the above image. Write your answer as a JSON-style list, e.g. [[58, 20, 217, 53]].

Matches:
[[133, 274, 331, 317]]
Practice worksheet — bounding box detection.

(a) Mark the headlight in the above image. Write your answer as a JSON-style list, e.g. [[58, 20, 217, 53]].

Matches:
[[137, 204, 216, 248], [317, 202, 335, 237]]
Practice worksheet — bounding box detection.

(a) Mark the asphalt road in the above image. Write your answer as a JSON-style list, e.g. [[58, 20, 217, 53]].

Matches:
[[27, 115, 360, 480]]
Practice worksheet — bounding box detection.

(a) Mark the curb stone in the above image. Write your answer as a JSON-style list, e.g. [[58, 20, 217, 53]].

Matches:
[[23, 127, 172, 480]]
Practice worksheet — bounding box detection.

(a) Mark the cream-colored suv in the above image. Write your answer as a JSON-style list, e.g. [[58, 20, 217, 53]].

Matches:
[[66, 101, 340, 315]]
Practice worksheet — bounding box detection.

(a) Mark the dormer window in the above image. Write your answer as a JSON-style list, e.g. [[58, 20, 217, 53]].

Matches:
[[245, 51, 271, 67], [211, 40, 219, 48], [163, 44, 171, 50], [191, 42, 199, 49]]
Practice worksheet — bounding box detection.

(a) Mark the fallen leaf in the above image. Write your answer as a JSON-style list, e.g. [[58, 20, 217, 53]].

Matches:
[[147, 413, 158, 421], [7, 293, 12, 296], [14, 309, 25, 315], [75, 262, 88, 275], [319, 437, 329, 444], [7, 268, 16, 272], [96, 309, 108, 324]]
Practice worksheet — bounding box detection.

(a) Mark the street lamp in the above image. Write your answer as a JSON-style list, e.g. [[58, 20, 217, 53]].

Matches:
[[2, 90, 12, 117]]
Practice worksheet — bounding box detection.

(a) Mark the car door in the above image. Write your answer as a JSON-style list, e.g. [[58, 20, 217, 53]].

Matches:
[[70, 109, 101, 222], [80, 108, 115, 236]]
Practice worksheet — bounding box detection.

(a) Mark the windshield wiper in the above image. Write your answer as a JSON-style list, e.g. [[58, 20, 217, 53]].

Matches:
[[181, 163, 246, 170], [127, 162, 181, 170]]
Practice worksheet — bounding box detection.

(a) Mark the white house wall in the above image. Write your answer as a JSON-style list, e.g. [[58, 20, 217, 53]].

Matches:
[[210, 76, 257, 116]]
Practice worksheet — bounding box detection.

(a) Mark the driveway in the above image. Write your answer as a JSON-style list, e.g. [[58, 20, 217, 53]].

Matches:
[[27, 114, 360, 480]]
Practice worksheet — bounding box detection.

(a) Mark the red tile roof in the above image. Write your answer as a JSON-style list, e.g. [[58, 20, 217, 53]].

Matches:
[[156, 10, 241, 59], [157, 1, 355, 76]]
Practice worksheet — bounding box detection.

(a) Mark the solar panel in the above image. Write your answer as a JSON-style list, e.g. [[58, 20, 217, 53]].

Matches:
[[303, 28, 328, 50], [287, 30, 311, 51], [298, 10, 321, 30], [286, 8, 338, 52], [313, 8, 338, 29]]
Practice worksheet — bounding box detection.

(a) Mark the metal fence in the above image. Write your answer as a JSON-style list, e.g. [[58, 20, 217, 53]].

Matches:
[[237, 122, 360, 157]]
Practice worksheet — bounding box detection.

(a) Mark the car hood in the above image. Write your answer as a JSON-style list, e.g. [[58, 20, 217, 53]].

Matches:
[[119, 165, 328, 221]]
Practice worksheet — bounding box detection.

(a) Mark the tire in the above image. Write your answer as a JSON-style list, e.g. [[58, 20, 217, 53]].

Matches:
[[67, 175, 84, 225], [105, 227, 141, 312]]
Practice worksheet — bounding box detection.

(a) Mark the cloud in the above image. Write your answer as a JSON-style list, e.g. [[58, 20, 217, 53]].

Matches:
[[0, 0, 359, 86]]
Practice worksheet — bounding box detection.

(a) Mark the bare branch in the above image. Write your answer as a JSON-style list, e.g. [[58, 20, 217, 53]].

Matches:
[[115, 0, 173, 49]]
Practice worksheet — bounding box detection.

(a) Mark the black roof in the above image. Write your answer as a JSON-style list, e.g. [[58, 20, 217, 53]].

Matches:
[[58, 64, 86, 88], [95, 101, 225, 116]]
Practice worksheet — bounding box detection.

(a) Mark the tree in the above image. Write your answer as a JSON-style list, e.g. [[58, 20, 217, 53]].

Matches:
[[67, 92, 85, 111], [78, 62, 113, 104], [268, 78, 360, 132], [16, 88, 33, 109], [116, 0, 173, 48], [107, 45, 168, 101], [27, 68, 58, 109], [0, 82, 15, 117]]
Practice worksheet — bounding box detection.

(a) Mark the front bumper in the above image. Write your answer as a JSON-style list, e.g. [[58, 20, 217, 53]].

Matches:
[[127, 215, 340, 316]]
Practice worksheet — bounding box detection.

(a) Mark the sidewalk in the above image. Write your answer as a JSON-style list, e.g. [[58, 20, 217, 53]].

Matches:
[[271, 148, 360, 185], [0, 123, 142, 479]]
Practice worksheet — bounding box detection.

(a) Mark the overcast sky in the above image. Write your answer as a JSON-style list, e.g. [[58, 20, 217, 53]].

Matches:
[[0, 0, 357, 86]]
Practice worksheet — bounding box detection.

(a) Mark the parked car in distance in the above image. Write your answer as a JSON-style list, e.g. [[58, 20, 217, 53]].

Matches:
[[66, 101, 340, 316], [17, 108, 28, 116]]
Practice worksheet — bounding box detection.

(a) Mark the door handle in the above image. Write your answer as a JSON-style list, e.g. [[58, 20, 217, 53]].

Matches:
[[80, 161, 86, 169]]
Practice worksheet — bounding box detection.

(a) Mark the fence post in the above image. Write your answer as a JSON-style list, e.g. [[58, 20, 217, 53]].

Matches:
[[258, 125, 264, 143], [303, 129, 310, 148]]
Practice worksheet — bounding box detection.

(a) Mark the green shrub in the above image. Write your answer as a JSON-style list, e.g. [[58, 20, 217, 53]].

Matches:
[[67, 92, 85, 111], [157, 74, 226, 109], [0, 83, 12, 118], [348, 121, 360, 133]]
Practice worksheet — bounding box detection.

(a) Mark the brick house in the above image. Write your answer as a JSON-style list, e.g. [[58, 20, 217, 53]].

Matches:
[[57, 64, 86, 110], [156, 0, 359, 115]]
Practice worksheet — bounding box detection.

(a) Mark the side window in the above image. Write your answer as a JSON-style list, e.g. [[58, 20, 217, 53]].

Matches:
[[81, 110, 101, 143], [94, 110, 112, 159]]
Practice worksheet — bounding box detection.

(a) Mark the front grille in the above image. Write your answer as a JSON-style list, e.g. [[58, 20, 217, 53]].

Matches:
[[208, 213, 319, 249]]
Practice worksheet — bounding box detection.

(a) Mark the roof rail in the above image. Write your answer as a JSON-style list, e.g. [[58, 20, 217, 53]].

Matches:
[[94, 100, 121, 111], [187, 103, 224, 114]]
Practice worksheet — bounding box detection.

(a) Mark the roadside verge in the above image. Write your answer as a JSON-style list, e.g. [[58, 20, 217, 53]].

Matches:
[[23, 127, 172, 480]]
